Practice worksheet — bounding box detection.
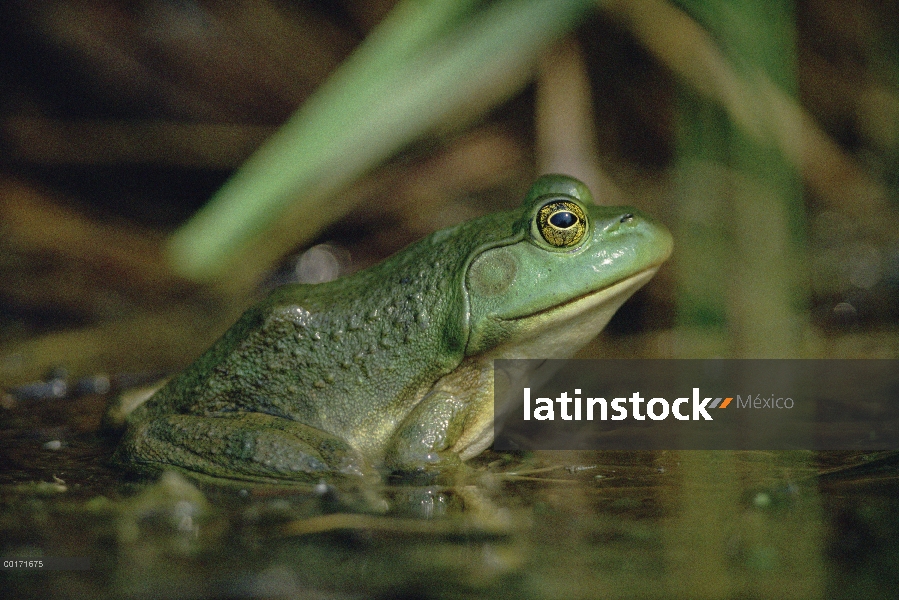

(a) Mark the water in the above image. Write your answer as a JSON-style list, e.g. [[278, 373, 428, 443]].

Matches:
[[1, 392, 898, 599]]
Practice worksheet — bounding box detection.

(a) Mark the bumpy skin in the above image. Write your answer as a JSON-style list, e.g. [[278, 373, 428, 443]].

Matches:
[[112, 175, 673, 482]]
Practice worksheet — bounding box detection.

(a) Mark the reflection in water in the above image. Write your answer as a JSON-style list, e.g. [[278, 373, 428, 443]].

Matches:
[[1, 405, 898, 599], [662, 451, 823, 598]]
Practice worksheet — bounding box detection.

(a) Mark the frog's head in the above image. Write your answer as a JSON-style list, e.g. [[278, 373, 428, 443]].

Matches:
[[463, 174, 673, 359]]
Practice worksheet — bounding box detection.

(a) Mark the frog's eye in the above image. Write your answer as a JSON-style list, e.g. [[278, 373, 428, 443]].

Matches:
[[536, 200, 588, 248]]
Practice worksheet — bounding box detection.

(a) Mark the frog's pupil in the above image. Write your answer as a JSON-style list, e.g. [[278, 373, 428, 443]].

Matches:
[[549, 211, 577, 229]]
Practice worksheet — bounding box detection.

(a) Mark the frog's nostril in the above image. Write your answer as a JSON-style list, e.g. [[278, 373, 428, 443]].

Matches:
[[620, 213, 634, 224]]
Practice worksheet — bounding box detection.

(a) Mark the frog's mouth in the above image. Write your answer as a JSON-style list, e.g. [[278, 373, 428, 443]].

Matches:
[[485, 267, 660, 360], [509, 267, 658, 323]]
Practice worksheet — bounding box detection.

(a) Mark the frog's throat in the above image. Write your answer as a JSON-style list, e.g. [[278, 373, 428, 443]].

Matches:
[[487, 267, 659, 360]]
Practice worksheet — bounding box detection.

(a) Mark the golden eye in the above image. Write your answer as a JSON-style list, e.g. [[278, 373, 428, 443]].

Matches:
[[536, 200, 587, 248]]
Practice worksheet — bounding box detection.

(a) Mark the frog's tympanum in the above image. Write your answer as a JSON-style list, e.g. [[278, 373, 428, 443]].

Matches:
[[111, 175, 673, 482]]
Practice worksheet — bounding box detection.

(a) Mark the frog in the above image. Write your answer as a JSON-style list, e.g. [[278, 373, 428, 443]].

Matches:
[[110, 175, 673, 483]]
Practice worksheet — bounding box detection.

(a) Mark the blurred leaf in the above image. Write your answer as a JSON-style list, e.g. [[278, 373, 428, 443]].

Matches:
[[670, 0, 807, 357], [167, 0, 594, 288]]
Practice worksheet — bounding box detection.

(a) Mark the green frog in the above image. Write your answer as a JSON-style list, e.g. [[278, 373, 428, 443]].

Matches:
[[110, 175, 673, 482]]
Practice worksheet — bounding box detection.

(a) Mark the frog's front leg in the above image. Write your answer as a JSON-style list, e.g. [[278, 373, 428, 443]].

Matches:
[[113, 413, 373, 482], [384, 361, 494, 474], [383, 389, 467, 474]]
